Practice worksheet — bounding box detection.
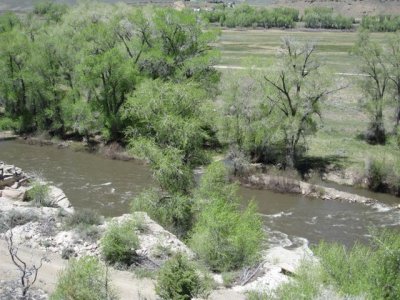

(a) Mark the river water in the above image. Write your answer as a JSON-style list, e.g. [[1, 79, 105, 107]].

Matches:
[[1, 140, 399, 248]]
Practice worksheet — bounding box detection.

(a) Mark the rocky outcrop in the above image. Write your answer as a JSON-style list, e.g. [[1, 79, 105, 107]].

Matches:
[[233, 244, 315, 294], [0, 162, 28, 189], [0, 162, 74, 213]]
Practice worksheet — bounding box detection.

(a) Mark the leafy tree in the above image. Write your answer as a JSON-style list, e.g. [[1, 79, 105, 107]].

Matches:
[[386, 32, 400, 131], [131, 188, 193, 238], [123, 80, 212, 178], [190, 163, 264, 272], [264, 38, 333, 168], [218, 70, 274, 164], [0, 3, 219, 141], [354, 31, 389, 144]]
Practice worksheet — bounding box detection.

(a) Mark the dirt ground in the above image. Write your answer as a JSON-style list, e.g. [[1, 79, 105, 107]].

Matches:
[[0, 240, 245, 300]]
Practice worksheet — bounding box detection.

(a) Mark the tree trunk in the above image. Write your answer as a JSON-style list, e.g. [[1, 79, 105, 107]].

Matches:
[[285, 143, 295, 169]]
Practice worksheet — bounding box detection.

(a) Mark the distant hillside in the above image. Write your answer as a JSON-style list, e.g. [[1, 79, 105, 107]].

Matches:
[[0, 0, 175, 13], [264, 0, 400, 18], [1, 0, 400, 17]]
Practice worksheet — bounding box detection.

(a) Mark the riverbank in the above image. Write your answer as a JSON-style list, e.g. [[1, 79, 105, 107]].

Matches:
[[0, 163, 314, 299], [4, 133, 400, 206]]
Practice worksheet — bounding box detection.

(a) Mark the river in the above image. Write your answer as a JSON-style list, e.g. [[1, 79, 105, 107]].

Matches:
[[1, 140, 399, 248]]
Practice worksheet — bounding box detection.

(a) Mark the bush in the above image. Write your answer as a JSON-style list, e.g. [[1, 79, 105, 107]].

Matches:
[[51, 256, 118, 300], [0, 209, 38, 233], [25, 182, 53, 207], [194, 161, 237, 205], [64, 207, 103, 242], [314, 229, 400, 299], [155, 253, 211, 300], [0, 116, 19, 131], [189, 198, 264, 272], [365, 158, 388, 192], [100, 220, 139, 267], [364, 157, 400, 195], [65, 208, 103, 228], [270, 262, 322, 300], [131, 189, 193, 238]]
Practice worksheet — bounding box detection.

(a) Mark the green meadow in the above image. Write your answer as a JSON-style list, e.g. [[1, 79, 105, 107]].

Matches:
[[217, 29, 400, 175]]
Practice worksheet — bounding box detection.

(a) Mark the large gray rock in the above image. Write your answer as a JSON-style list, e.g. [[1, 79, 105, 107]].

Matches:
[[47, 186, 74, 213], [1, 187, 26, 202]]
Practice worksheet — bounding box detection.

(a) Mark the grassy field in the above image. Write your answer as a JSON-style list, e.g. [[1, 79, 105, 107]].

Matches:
[[217, 29, 400, 176], [216, 29, 389, 73]]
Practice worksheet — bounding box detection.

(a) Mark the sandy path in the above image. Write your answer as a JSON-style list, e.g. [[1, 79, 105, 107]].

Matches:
[[0, 240, 245, 300]]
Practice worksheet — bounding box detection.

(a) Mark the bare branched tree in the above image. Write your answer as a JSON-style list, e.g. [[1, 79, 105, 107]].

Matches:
[[354, 31, 389, 144], [4, 227, 47, 299], [264, 37, 339, 168]]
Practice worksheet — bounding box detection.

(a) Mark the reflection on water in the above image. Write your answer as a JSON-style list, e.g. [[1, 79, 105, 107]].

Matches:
[[1, 140, 399, 247]]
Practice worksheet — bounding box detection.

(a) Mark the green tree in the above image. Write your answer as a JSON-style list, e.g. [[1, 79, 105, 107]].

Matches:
[[264, 38, 333, 168], [386, 32, 400, 131], [354, 31, 389, 144], [218, 70, 274, 165], [190, 163, 264, 272]]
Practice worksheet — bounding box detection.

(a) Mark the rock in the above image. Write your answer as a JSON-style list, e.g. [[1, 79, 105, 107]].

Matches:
[[233, 245, 315, 294], [0, 162, 28, 189], [47, 186, 74, 213], [1, 187, 26, 201]]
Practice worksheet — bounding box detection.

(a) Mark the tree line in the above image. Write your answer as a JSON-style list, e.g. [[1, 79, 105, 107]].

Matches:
[[304, 7, 354, 30], [0, 1, 219, 143], [361, 15, 400, 32], [202, 4, 299, 29]]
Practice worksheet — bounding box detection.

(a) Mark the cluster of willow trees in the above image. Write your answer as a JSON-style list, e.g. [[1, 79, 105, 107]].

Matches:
[[0, 1, 219, 142], [361, 15, 400, 32], [202, 4, 299, 28], [304, 7, 354, 30]]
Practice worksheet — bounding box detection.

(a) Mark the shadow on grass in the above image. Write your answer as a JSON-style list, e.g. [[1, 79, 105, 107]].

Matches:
[[295, 155, 347, 179]]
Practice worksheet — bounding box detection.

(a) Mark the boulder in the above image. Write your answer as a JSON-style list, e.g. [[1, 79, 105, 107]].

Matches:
[[1, 187, 26, 202]]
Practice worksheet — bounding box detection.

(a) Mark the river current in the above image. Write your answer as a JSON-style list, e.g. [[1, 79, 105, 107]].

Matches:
[[1, 140, 399, 248]]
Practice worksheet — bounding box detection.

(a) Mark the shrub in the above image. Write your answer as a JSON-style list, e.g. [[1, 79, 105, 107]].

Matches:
[[365, 158, 389, 192], [100, 220, 139, 267], [221, 271, 238, 288], [189, 199, 264, 272], [63, 207, 103, 242], [65, 208, 103, 228], [314, 229, 400, 299], [0, 116, 19, 131], [271, 262, 322, 300], [194, 161, 237, 204], [0, 209, 38, 233], [25, 182, 53, 207], [51, 256, 118, 300], [155, 253, 211, 300], [131, 189, 193, 238]]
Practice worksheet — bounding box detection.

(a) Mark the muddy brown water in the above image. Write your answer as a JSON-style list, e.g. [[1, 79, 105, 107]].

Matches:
[[1, 140, 399, 248]]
